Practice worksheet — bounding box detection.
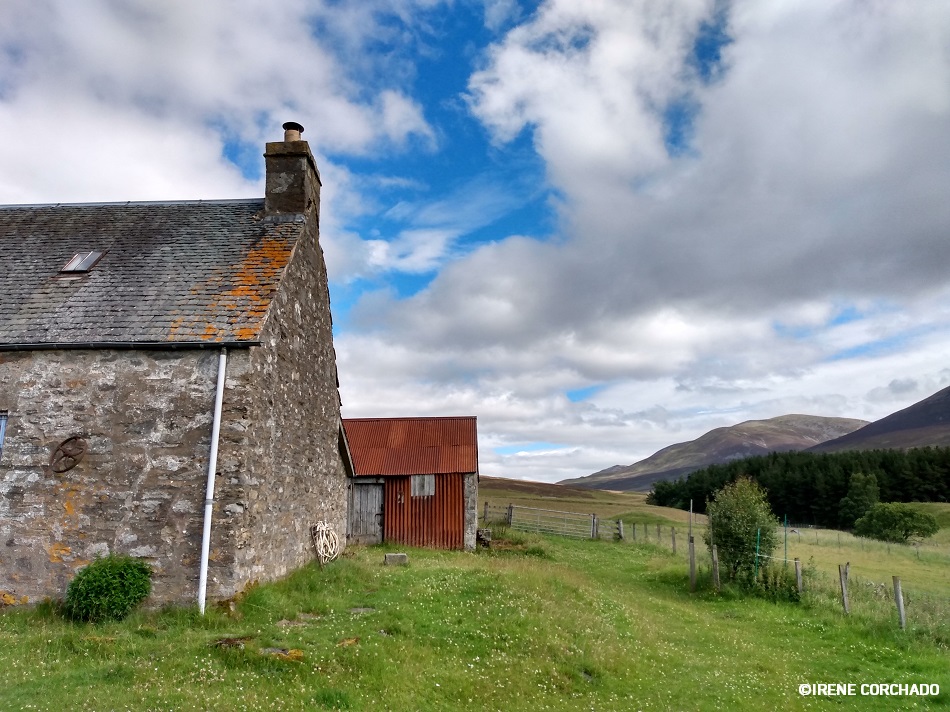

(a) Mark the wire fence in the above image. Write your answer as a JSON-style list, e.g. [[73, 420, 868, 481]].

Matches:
[[481, 502, 950, 635]]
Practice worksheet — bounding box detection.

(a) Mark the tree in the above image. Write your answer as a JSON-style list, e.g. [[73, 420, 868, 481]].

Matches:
[[853, 503, 939, 543], [838, 472, 879, 529], [704, 477, 778, 581], [647, 479, 677, 507]]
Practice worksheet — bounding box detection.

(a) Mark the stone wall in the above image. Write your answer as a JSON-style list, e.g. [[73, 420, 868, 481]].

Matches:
[[0, 216, 349, 605], [0, 348, 219, 602], [464, 473, 478, 551], [210, 213, 349, 594]]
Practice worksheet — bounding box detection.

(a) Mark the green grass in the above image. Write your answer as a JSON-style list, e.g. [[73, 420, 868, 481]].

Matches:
[[479, 475, 702, 523], [484, 476, 950, 600], [1, 530, 949, 711]]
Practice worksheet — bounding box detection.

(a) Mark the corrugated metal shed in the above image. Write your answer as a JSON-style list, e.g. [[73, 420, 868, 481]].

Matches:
[[343, 416, 478, 550], [342, 416, 478, 476]]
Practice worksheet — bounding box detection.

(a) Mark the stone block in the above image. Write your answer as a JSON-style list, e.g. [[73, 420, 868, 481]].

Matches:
[[384, 553, 408, 566]]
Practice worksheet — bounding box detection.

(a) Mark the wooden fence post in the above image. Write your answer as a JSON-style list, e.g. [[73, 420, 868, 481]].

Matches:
[[656, 523, 661, 540], [590, 515, 597, 539], [838, 564, 850, 615], [688, 537, 696, 592], [506, 504, 513, 527], [617, 519, 624, 541], [711, 545, 720, 592], [671, 527, 676, 554], [794, 558, 803, 594], [893, 576, 906, 630], [631, 522, 637, 541], [483, 501, 489, 523]]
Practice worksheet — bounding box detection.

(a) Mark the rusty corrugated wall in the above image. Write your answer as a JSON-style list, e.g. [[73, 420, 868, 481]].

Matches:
[[384, 473, 465, 549]]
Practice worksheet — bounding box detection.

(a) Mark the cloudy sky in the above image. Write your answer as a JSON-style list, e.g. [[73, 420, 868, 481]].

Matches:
[[3, 0, 950, 483]]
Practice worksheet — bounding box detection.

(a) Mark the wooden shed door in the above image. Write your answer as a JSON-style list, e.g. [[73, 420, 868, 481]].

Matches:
[[351, 482, 384, 544]]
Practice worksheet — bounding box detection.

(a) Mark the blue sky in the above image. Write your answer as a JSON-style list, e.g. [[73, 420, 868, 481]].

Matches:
[[3, 0, 950, 482]]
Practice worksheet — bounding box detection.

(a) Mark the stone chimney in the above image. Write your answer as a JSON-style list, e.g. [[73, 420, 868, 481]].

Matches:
[[264, 121, 321, 218]]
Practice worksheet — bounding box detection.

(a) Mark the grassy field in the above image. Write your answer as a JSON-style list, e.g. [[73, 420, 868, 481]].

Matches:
[[0, 479, 947, 711], [479, 476, 702, 524], [483, 476, 950, 596]]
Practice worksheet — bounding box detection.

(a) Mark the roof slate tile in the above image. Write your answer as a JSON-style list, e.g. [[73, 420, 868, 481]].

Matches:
[[0, 199, 302, 346]]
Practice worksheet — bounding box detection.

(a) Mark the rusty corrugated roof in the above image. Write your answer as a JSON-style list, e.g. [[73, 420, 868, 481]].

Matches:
[[342, 416, 478, 476]]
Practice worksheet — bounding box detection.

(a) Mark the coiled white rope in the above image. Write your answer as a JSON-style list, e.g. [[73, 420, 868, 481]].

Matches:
[[310, 521, 340, 565]]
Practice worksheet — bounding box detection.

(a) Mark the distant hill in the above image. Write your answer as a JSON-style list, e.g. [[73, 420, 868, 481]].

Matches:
[[809, 384, 950, 453], [559, 415, 868, 492]]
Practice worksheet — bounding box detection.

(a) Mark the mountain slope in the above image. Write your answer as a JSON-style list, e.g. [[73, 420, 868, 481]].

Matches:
[[560, 415, 868, 492], [809, 385, 950, 452]]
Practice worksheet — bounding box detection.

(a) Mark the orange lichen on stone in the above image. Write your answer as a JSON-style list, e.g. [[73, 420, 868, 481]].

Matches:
[[57, 484, 82, 523], [201, 324, 223, 341], [233, 325, 260, 341], [49, 542, 72, 563], [166, 232, 295, 342], [166, 315, 186, 340], [215, 235, 293, 332]]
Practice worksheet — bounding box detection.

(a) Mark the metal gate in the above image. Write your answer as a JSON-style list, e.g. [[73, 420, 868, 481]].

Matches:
[[350, 479, 384, 544]]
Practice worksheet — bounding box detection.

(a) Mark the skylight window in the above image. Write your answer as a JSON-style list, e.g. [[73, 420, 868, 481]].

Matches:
[[61, 250, 104, 273]]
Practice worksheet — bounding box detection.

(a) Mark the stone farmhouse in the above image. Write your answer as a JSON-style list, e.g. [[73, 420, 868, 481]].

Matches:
[[0, 123, 352, 606]]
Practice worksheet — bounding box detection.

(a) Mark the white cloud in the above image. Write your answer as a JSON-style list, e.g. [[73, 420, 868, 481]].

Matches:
[[339, 0, 950, 481], [469, 0, 712, 190], [327, 172, 542, 280], [482, 0, 522, 33], [378, 90, 437, 149], [0, 93, 252, 203], [365, 229, 457, 273], [0, 0, 438, 203]]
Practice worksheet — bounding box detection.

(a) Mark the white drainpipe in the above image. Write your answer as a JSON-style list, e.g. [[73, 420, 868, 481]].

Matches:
[[198, 348, 227, 614]]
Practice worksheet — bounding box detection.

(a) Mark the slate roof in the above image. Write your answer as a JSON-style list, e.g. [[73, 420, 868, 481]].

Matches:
[[342, 417, 479, 476], [0, 199, 304, 347]]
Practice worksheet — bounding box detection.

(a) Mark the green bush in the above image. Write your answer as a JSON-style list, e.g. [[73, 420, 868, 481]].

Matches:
[[63, 555, 152, 623], [853, 502, 939, 543], [704, 477, 778, 582], [756, 563, 800, 603]]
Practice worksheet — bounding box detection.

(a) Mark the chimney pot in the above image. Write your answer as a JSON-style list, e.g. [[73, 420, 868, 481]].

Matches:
[[282, 121, 304, 142], [264, 122, 320, 217]]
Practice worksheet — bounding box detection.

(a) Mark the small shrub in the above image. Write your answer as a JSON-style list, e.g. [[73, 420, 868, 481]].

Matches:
[[704, 477, 778, 581], [63, 555, 152, 623], [853, 502, 939, 543], [756, 564, 801, 603]]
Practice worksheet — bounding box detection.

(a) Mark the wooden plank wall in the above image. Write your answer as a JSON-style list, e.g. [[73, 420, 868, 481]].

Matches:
[[351, 482, 383, 543]]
